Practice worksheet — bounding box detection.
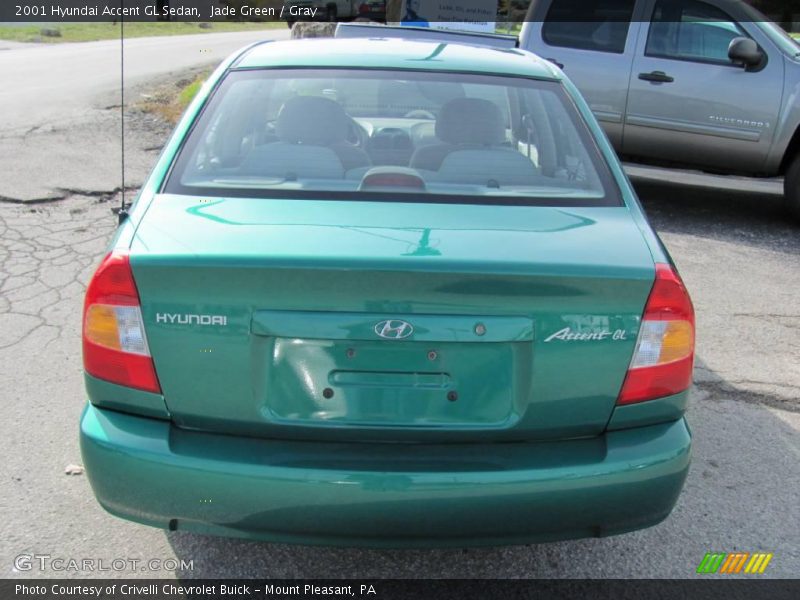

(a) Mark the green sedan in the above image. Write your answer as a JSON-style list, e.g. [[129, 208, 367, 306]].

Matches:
[[79, 35, 694, 547]]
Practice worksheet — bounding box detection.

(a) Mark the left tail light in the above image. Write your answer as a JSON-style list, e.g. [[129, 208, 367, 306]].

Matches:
[[82, 252, 161, 394]]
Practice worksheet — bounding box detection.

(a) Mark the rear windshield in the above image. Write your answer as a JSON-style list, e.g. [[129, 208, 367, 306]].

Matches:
[[165, 69, 622, 207]]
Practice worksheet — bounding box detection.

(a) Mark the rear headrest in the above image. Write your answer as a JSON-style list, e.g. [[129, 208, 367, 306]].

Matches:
[[435, 98, 505, 145], [276, 96, 350, 145]]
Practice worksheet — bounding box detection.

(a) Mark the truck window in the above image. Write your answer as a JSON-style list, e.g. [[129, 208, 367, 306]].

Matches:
[[646, 0, 746, 63], [542, 0, 636, 54]]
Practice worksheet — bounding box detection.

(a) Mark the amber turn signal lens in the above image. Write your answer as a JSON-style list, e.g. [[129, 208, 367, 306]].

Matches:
[[84, 304, 122, 351], [658, 320, 694, 364]]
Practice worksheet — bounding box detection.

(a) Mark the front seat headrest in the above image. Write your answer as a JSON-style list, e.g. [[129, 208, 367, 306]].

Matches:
[[435, 98, 505, 145], [276, 96, 350, 145]]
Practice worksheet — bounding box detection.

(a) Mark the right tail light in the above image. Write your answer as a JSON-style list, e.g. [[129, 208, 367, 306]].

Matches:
[[617, 263, 695, 405]]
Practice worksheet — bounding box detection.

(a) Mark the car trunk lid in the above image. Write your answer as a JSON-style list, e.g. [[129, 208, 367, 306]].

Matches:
[[129, 194, 655, 442]]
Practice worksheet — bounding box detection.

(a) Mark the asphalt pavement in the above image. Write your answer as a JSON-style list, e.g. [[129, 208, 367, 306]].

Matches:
[[0, 29, 289, 202], [0, 33, 798, 580]]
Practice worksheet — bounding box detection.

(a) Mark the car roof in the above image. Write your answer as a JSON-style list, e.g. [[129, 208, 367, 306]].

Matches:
[[234, 38, 561, 81]]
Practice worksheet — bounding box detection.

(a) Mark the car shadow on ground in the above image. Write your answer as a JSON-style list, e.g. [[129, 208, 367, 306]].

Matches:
[[632, 180, 800, 256]]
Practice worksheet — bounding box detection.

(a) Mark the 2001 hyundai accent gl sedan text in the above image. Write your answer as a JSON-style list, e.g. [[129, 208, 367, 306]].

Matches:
[[79, 37, 694, 547]]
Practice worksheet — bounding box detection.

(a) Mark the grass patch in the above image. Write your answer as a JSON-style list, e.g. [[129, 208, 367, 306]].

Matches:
[[178, 78, 205, 107], [0, 21, 283, 44], [137, 70, 210, 125]]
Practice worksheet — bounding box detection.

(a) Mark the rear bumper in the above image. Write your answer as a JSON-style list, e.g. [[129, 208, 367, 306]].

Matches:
[[80, 404, 691, 548]]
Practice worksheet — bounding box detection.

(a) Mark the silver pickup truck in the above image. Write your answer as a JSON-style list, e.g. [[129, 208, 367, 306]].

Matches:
[[520, 0, 800, 220]]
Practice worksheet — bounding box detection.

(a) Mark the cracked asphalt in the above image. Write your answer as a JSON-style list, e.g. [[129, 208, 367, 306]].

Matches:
[[1, 35, 799, 581]]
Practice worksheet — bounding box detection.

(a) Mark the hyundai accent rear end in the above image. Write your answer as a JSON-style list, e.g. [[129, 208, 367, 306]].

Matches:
[[79, 38, 694, 547]]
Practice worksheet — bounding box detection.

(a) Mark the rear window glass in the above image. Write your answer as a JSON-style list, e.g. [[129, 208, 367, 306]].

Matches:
[[542, 0, 636, 54], [165, 69, 621, 207]]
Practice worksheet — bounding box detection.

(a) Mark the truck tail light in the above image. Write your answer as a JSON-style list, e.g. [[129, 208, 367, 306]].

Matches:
[[617, 264, 694, 405], [82, 252, 161, 394]]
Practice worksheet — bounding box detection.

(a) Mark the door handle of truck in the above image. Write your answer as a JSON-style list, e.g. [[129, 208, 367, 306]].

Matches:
[[639, 71, 674, 83]]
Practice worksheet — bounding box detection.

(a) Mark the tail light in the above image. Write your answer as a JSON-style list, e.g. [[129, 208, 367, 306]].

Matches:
[[82, 252, 161, 394], [617, 263, 694, 405]]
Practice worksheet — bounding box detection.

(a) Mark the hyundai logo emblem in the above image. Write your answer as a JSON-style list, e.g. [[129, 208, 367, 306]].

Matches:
[[374, 319, 414, 340]]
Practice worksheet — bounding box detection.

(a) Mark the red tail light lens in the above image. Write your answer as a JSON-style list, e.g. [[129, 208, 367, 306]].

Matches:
[[617, 264, 695, 405], [82, 252, 161, 394]]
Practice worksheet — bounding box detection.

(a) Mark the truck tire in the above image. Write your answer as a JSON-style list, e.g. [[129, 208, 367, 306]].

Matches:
[[784, 154, 800, 222]]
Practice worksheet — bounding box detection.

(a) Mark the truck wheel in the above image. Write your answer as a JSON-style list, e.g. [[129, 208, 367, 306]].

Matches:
[[784, 154, 800, 222]]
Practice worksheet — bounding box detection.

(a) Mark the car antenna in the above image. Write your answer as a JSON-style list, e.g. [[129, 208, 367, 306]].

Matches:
[[118, 3, 128, 225]]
